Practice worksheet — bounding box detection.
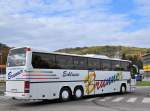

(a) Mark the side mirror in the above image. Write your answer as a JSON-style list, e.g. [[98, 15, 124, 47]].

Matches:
[[131, 64, 139, 79]]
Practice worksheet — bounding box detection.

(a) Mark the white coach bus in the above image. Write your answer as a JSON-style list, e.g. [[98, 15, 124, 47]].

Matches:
[[5, 47, 136, 101]]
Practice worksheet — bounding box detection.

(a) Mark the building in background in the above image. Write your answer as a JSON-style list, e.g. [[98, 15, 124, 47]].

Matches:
[[143, 54, 150, 81]]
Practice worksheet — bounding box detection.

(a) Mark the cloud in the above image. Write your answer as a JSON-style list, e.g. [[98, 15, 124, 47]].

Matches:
[[0, 0, 150, 51], [134, 0, 150, 17]]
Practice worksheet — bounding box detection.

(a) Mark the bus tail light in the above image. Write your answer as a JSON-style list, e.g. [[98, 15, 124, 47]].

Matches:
[[24, 48, 31, 52], [24, 81, 30, 93]]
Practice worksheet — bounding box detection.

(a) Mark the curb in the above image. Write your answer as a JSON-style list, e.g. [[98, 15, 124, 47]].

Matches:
[[136, 86, 150, 88]]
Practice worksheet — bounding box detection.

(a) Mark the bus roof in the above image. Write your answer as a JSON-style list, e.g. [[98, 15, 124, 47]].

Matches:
[[10, 47, 131, 62], [32, 48, 131, 62]]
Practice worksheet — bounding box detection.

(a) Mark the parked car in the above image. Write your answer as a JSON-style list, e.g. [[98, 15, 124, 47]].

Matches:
[[135, 74, 143, 81]]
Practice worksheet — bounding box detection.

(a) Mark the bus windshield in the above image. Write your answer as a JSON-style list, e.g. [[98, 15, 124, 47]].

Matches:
[[7, 48, 26, 67]]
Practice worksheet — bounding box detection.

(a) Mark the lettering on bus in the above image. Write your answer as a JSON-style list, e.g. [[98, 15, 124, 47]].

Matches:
[[84, 72, 123, 95], [8, 70, 23, 79], [95, 72, 123, 90], [63, 71, 79, 77]]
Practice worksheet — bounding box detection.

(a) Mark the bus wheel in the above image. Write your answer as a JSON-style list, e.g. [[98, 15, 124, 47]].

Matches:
[[120, 84, 126, 94], [59, 87, 71, 102], [74, 87, 84, 99]]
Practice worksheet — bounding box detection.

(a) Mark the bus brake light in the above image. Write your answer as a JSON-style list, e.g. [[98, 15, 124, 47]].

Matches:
[[24, 81, 30, 93], [24, 48, 31, 52]]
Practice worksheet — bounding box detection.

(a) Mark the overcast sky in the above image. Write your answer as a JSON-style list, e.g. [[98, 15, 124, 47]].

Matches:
[[0, 0, 150, 51]]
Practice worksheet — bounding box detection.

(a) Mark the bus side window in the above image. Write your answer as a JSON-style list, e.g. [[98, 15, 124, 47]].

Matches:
[[73, 57, 87, 70], [55, 55, 73, 69], [101, 60, 111, 71], [111, 60, 121, 71], [88, 58, 100, 70], [32, 52, 55, 69], [121, 61, 130, 71]]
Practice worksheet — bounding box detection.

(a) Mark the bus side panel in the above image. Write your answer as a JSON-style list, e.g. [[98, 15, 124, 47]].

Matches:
[[94, 71, 131, 94], [29, 82, 85, 100], [29, 82, 60, 100], [28, 69, 88, 99], [27, 69, 132, 100]]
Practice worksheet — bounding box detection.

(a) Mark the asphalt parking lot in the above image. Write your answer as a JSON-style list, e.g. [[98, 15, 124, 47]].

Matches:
[[0, 86, 150, 111]]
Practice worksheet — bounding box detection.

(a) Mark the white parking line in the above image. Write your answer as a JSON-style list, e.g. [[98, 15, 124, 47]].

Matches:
[[142, 98, 150, 103], [99, 97, 112, 102], [112, 97, 124, 102], [85, 96, 150, 104], [126, 97, 137, 103]]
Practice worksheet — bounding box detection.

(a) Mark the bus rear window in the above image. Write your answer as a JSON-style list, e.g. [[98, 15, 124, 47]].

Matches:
[[7, 48, 26, 67]]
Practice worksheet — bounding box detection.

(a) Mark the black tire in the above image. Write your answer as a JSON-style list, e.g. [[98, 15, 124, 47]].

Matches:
[[59, 87, 72, 102], [120, 84, 126, 94], [74, 87, 84, 100]]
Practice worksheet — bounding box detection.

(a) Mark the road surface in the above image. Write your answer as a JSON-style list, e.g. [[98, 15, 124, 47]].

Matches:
[[0, 86, 150, 111]]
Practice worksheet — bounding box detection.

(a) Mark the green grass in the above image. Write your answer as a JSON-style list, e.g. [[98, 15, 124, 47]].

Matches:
[[136, 81, 150, 86]]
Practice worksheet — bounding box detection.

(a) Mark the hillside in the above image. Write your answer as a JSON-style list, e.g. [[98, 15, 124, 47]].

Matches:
[[0, 44, 150, 69], [56, 46, 149, 57], [56, 46, 150, 69]]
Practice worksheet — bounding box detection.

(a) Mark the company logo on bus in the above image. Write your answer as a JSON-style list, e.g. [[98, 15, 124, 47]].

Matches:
[[95, 72, 123, 90], [63, 71, 79, 77], [84, 71, 123, 95], [84, 71, 96, 95], [8, 70, 23, 79]]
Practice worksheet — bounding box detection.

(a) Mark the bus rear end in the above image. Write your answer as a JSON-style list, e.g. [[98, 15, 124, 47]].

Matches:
[[5, 47, 31, 100]]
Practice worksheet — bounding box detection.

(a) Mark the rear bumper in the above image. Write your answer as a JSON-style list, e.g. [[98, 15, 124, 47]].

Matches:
[[5, 91, 30, 100]]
